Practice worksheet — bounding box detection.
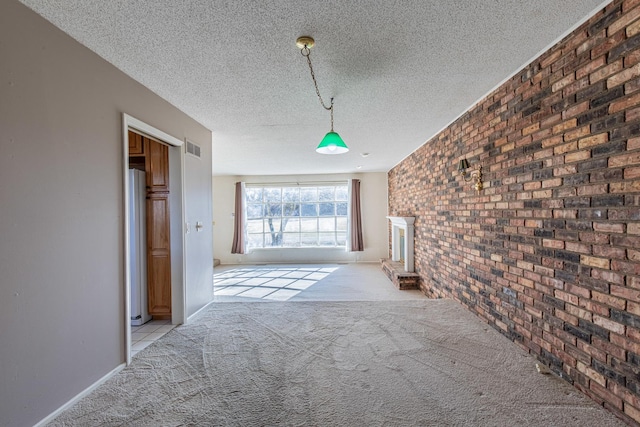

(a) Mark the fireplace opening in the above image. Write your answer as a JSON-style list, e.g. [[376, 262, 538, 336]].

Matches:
[[386, 216, 415, 273], [383, 216, 418, 290]]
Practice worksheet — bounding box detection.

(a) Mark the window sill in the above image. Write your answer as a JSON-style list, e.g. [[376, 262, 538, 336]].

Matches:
[[247, 246, 347, 251]]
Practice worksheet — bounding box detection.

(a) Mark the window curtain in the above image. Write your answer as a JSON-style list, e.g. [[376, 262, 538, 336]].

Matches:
[[349, 179, 364, 252], [231, 182, 246, 254]]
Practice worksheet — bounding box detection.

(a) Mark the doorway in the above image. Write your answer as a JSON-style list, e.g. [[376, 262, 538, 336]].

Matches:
[[123, 114, 186, 365]]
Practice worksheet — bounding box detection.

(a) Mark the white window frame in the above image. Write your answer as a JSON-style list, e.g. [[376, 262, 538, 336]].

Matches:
[[244, 182, 349, 249]]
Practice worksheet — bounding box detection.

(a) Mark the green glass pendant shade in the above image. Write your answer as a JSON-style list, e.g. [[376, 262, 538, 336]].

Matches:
[[316, 131, 349, 154]]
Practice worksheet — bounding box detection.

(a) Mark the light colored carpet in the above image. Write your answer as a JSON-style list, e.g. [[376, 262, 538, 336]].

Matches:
[[212, 263, 426, 302], [49, 300, 624, 426]]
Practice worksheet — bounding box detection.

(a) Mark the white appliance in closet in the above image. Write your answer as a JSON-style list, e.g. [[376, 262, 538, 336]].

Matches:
[[128, 169, 151, 326]]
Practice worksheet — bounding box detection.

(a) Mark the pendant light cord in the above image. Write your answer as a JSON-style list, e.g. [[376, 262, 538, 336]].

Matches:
[[301, 45, 334, 132]]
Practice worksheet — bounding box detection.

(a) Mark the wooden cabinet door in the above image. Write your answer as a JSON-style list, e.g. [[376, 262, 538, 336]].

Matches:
[[146, 139, 169, 192], [146, 192, 171, 316], [128, 131, 144, 155]]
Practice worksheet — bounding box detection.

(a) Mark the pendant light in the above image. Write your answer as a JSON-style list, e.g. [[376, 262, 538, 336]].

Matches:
[[297, 36, 349, 154]]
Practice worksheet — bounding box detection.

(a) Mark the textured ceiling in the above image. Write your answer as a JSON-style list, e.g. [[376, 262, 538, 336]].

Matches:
[[19, 0, 607, 176]]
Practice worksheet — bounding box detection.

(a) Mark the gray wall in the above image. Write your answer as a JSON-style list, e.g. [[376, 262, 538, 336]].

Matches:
[[212, 173, 389, 264], [0, 1, 212, 426]]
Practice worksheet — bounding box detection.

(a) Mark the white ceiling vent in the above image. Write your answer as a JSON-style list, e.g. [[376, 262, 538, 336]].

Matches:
[[185, 140, 201, 158]]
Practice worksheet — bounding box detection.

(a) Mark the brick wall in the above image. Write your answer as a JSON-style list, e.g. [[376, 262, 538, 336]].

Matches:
[[388, 0, 640, 423]]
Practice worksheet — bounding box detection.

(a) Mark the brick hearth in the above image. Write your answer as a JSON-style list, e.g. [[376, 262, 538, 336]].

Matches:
[[381, 259, 420, 290]]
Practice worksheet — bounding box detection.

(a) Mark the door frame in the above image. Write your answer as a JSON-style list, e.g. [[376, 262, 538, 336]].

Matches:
[[122, 113, 187, 365]]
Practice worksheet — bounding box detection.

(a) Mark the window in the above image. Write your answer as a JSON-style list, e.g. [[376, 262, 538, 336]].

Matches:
[[245, 184, 349, 249]]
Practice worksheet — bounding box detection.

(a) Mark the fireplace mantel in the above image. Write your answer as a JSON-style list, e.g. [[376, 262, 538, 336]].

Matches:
[[386, 216, 415, 273]]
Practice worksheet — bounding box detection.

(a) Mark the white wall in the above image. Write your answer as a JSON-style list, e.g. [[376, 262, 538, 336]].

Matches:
[[0, 2, 212, 426], [213, 173, 389, 264]]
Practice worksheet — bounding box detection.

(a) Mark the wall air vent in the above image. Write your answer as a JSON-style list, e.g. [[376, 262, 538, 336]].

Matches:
[[185, 140, 201, 158]]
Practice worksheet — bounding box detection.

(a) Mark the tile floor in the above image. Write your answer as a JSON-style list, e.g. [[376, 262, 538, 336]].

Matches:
[[130, 319, 175, 357]]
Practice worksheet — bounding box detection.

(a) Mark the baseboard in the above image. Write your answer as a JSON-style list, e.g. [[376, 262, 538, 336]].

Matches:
[[187, 299, 215, 323], [33, 363, 126, 427]]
